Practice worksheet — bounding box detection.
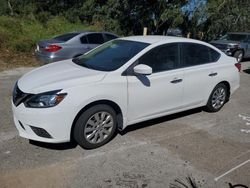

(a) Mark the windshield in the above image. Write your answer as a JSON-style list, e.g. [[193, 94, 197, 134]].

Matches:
[[73, 40, 149, 71], [220, 34, 247, 42]]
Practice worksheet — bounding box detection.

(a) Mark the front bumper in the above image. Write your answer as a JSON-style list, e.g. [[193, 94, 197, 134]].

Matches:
[[12, 101, 75, 143]]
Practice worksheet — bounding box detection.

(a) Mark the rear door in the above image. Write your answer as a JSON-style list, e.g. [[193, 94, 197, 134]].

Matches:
[[180, 43, 221, 108]]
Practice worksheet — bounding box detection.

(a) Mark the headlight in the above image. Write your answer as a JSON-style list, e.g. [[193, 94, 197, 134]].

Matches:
[[24, 90, 67, 108]]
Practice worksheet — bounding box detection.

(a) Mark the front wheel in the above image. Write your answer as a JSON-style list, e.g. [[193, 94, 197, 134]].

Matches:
[[73, 104, 117, 149], [205, 83, 228, 112]]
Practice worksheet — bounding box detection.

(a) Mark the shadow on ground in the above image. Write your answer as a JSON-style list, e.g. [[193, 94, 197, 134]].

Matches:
[[29, 140, 78, 150], [243, 69, 250, 74], [28, 108, 203, 150], [120, 107, 203, 135]]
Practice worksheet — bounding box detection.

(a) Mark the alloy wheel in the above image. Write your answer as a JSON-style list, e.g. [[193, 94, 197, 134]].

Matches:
[[84, 111, 114, 144], [211, 87, 226, 110]]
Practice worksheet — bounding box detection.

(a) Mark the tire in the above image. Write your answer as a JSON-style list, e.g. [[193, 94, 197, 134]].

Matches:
[[73, 104, 117, 149], [205, 83, 228, 112], [234, 50, 243, 63]]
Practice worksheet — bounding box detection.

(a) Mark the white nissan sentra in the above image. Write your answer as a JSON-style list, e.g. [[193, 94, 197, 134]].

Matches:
[[12, 36, 240, 149]]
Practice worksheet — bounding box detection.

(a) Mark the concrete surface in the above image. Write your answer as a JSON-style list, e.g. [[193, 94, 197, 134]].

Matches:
[[0, 62, 250, 188]]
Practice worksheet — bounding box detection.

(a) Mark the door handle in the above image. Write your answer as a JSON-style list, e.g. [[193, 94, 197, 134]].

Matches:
[[209, 72, 218, 77], [171, 78, 183, 84]]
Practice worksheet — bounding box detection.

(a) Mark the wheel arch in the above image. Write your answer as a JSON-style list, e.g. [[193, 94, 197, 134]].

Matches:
[[70, 100, 123, 141], [233, 49, 245, 57], [217, 81, 231, 101]]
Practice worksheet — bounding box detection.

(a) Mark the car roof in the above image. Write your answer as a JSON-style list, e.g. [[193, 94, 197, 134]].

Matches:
[[120, 35, 204, 44], [67, 31, 117, 35], [227, 32, 250, 35]]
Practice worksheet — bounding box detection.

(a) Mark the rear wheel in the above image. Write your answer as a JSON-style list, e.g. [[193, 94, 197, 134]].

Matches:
[[205, 83, 228, 112], [234, 50, 243, 63], [73, 104, 117, 149]]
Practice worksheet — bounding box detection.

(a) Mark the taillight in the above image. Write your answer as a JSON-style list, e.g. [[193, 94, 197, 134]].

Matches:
[[235, 63, 241, 72], [44, 45, 62, 52]]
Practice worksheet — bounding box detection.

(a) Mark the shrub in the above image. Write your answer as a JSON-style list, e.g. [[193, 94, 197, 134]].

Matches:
[[0, 15, 102, 53]]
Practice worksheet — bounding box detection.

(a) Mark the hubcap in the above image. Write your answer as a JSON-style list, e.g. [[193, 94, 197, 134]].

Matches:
[[84, 111, 114, 144], [211, 87, 226, 110]]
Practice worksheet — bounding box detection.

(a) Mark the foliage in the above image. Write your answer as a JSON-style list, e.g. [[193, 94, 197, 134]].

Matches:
[[203, 0, 250, 40], [0, 0, 250, 53], [0, 15, 100, 52]]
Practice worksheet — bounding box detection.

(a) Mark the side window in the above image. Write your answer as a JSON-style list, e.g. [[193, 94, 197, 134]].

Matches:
[[247, 35, 250, 43], [138, 43, 179, 73], [86, 33, 104, 44], [210, 48, 221, 62], [105, 34, 117, 41], [80, 36, 88, 44], [181, 43, 216, 67]]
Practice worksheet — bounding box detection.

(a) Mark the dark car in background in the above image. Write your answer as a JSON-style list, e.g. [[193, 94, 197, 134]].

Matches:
[[210, 32, 250, 62], [35, 31, 118, 64]]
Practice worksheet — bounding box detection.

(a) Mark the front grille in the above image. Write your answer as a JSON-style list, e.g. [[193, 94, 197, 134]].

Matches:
[[12, 83, 32, 107], [211, 43, 228, 50], [30, 126, 52, 138]]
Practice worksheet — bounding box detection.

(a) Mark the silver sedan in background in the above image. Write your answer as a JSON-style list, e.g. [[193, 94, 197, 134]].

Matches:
[[35, 31, 118, 64]]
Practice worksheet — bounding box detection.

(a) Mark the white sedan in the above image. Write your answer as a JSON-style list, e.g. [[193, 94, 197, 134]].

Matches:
[[12, 36, 240, 149]]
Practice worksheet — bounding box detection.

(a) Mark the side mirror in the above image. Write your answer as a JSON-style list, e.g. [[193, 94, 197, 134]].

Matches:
[[133, 64, 152, 75]]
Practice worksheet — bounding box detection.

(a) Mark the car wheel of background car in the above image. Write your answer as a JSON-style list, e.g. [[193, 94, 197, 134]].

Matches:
[[73, 104, 117, 149], [234, 50, 244, 63], [205, 83, 228, 112]]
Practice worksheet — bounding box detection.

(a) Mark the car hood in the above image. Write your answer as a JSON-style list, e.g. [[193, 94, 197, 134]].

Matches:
[[18, 60, 107, 94]]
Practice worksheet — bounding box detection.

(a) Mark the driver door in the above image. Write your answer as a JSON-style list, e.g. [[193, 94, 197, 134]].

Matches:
[[126, 43, 184, 124]]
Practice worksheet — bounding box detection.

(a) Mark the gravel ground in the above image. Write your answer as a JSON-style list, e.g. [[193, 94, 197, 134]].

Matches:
[[0, 62, 249, 188]]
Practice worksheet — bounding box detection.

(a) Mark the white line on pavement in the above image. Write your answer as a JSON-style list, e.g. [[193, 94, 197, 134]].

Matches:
[[214, 159, 250, 182]]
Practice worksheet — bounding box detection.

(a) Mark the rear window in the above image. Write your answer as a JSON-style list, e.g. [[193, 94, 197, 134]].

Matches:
[[105, 34, 118, 41], [181, 43, 220, 67], [87, 33, 104, 44], [53, 33, 79, 41], [80, 36, 88, 44], [220, 34, 247, 42], [210, 48, 221, 62]]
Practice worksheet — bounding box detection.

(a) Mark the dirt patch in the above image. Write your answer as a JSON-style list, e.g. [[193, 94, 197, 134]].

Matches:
[[0, 50, 40, 72], [0, 161, 74, 188]]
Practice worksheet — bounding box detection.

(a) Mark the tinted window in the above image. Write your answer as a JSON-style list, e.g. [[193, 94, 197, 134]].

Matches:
[[247, 35, 250, 42], [181, 43, 217, 67], [53, 33, 79, 41], [138, 43, 179, 73], [80, 36, 88, 44], [73, 40, 149, 71], [210, 48, 220, 62], [105, 34, 118, 41], [220, 34, 247, 42], [87, 33, 104, 44]]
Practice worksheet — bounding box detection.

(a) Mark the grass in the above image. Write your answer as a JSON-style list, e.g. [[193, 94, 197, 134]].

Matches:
[[0, 15, 101, 70]]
